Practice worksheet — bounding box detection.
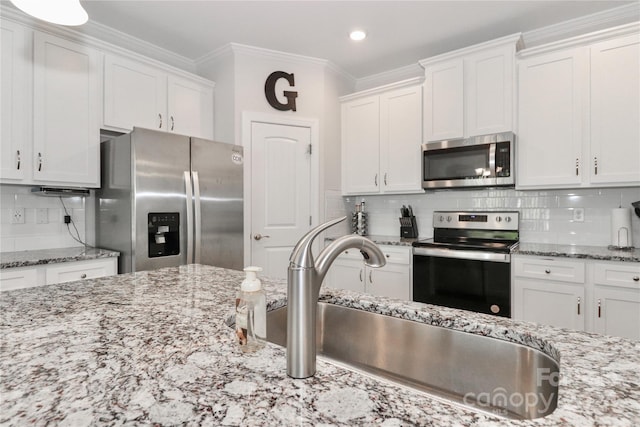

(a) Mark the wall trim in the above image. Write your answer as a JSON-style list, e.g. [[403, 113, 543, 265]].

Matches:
[[354, 63, 424, 92]]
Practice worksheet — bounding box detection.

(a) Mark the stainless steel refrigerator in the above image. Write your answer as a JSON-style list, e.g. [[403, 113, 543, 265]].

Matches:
[[95, 127, 243, 273]]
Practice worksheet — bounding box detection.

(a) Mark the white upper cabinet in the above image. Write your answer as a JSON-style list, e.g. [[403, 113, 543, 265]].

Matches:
[[589, 34, 640, 185], [420, 34, 521, 142], [517, 48, 586, 188], [167, 75, 214, 140], [517, 24, 640, 189], [33, 32, 101, 188], [104, 54, 214, 140], [0, 19, 30, 182], [341, 79, 423, 195], [423, 59, 463, 141], [103, 55, 166, 132]]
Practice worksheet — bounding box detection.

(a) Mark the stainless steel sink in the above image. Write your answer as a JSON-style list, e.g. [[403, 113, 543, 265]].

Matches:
[[267, 302, 559, 420]]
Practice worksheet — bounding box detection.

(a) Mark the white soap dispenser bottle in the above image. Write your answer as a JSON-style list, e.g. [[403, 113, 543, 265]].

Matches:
[[235, 266, 266, 352]]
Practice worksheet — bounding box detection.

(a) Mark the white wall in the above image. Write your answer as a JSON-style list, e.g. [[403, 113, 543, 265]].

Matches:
[[0, 184, 88, 252], [340, 187, 640, 247]]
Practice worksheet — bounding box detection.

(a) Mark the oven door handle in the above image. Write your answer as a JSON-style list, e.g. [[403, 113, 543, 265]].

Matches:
[[413, 247, 511, 263]]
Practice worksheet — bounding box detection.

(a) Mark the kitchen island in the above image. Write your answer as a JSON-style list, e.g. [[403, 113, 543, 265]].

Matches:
[[1, 265, 638, 426]]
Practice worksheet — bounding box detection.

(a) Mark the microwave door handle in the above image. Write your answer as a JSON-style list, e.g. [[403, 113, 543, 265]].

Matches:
[[489, 143, 496, 177]]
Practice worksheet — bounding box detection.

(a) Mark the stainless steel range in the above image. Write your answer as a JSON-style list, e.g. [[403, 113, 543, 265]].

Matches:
[[412, 211, 519, 317]]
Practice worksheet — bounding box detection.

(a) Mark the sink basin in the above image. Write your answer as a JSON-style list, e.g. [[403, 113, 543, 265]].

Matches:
[[267, 302, 559, 420]]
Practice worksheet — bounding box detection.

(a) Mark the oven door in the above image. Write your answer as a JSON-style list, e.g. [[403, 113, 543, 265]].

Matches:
[[412, 247, 511, 317]]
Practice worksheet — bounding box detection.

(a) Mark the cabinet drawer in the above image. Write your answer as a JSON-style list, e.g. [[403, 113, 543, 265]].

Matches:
[[513, 256, 585, 283], [338, 245, 411, 265], [45, 259, 117, 285], [0, 268, 39, 291], [593, 262, 640, 289]]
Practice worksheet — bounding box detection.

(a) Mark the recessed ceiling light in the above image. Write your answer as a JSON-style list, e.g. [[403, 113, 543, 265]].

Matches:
[[349, 30, 367, 41], [10, 0, 88, 26]]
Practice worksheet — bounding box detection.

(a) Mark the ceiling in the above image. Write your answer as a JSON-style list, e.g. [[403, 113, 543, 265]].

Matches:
[[75, 1, 636, 78]]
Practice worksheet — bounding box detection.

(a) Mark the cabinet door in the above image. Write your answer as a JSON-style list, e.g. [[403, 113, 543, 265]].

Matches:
[[0, 20, 30, 181], [167, 75, 214, 140], [424, 58, 463, 142], [513, 278, 585, 331], [103, 55, 167, 132], [368, 264, 411, 300], [589, 34, 640, 186], [593, 286, 640, 340], [379, 85, 423, 193], [32, 32, 101, 187], [341, 96, 380, 194], [325, 257, 366, 293], [517, 48, 586, 188], [465, 46, 514, 136]]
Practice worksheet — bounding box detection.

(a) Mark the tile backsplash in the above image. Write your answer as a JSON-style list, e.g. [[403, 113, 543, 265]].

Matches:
[[340, 187, 640, 246], [1, 184, 89, 252]]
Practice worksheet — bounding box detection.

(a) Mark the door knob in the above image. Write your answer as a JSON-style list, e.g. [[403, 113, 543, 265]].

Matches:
[[254, 233, 271, 240]]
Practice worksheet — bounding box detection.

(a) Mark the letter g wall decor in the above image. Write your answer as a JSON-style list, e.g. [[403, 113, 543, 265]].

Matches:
[[265, 71, 298, 111]]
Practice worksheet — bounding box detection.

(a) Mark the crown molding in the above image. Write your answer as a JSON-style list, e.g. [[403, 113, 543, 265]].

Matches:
[[339, 77, 424, 102], [418, 33, 523, 68], [0, 4, 200, 76], [518, 21, 640, 58], [522, 3, 640, 48], [354, 63, 424, 92], [195, 42, 355, 85]]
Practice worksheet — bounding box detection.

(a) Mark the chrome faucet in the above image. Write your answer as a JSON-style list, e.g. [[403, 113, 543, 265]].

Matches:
[[286, 216, 386, 378]]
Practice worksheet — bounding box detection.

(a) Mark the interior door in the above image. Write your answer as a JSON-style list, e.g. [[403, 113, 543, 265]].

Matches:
[[250, 122, 312, 279]]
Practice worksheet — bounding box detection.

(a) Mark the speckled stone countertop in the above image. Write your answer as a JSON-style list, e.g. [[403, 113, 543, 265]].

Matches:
[[1, 265, 638, 425], [329, 235, 640, 262], [0, 247, 120, 269], [517, 242, 640, 263]]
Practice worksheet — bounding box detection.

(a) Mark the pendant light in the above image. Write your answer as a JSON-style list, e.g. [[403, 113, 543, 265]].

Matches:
[[10, 0, 88, 26]]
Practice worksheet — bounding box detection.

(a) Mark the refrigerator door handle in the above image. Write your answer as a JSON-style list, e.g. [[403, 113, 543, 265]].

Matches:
[[184, 171, 194, 263], [193, 171, 202, 264]]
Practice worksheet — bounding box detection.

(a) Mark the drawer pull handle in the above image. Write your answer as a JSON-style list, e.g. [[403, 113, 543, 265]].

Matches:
[[598, 299, 602, 318], [369, 270, 372, 284], [37, 152, 42, 172], [577, 297, 581, 315], [359, 269, 363, 282], [16, 150, 21, 170], [545, 269, 551, 274], [80, 273, 87, 279], [170, 115, 175, 131], [575, 158, 579, 176], [158, 113, 163, 128], [633, 276, 639, 282]]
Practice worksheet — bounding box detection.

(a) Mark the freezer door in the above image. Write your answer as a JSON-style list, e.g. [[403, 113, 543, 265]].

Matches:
[[191, 138, 244, 270], [133, 128, 191, 272]]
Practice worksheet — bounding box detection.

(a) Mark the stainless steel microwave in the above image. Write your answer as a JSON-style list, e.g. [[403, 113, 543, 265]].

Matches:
[[422, 132, 515, 189]]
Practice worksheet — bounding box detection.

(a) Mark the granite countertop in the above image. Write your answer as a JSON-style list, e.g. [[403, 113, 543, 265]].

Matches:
[[516, 242, 640, 263], [0, 247, 120, 269], [1, 265, 638, 425], [329, 235, 640, 262]]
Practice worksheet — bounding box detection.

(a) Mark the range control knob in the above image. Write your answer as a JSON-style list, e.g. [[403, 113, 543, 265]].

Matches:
[[446, 216, 452, 222], [505, 216, 512, 223], [496, 216, 502, 222], [439, 215, 445, 222]]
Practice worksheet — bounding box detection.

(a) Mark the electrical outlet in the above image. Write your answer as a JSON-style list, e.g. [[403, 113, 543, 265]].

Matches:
[[36, 208, 48, 224], [573, 208, 585, 222], [11, 208, 25, 224]]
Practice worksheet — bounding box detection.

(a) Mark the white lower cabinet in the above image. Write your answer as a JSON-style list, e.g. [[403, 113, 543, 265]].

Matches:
[[513, 255, 640, 339], [0, 258, 117, 291], [325, 245, 411, 300], [591, 262, 640, 340], [513, 256, 586, 330]]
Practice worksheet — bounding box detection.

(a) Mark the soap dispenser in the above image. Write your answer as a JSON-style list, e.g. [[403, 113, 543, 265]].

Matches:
[[235, 266, 267, 352]]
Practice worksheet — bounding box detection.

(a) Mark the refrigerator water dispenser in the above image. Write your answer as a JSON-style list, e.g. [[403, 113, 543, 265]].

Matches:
[[148, 213, 180, 257]]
